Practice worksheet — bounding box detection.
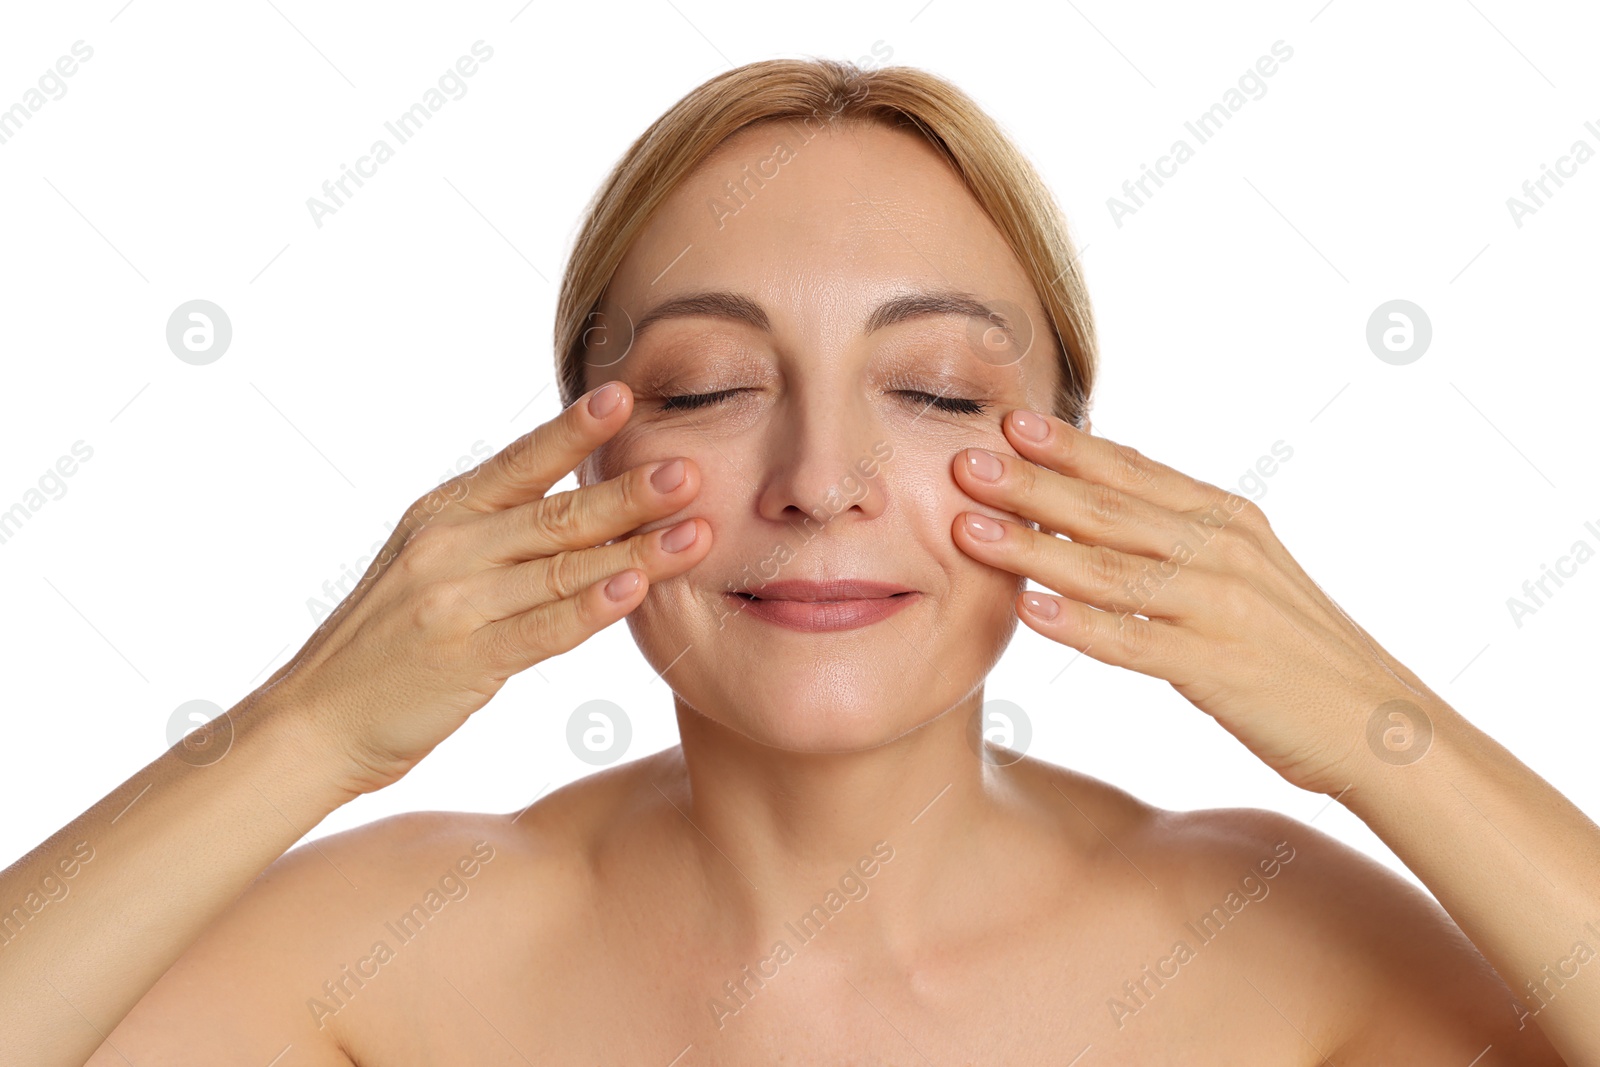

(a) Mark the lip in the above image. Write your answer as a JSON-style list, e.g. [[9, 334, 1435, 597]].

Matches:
[[735, 579, 914, 601], [723, 579, 920, 633]]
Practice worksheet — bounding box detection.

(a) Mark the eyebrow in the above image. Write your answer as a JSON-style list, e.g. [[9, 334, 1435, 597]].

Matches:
[[629, 288, 1015, 346]]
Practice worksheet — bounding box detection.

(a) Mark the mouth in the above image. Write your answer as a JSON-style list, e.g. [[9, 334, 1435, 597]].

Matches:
[[722, 579, 920, 633], [733, 579, 915, 602]]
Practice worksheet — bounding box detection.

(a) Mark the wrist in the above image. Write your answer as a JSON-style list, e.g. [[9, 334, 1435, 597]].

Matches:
[[235, 684, 369, 810], [1331, 695, 1480, 823]]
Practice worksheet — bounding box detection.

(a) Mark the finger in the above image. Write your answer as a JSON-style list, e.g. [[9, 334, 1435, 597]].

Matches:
[[953, 447, 1196, 560], [469, 566, 650, 678], [1014, 588, 1184, 679], [953, 512, 1198, 620], [457, 517, 711, 620], [444, 380, 636, 515], [1004, 409, 1239, 517], [470, 455, 700, 565]]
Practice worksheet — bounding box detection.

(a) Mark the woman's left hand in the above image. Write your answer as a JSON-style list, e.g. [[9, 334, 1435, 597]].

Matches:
[[951, 407, 1443, 796]]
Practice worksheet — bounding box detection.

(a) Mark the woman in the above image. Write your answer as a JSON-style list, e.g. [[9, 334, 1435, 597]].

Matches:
[[3, 58, 1592, 1065]]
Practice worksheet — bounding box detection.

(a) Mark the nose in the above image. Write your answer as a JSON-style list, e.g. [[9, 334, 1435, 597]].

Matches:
[[755, 393, 888, 527]]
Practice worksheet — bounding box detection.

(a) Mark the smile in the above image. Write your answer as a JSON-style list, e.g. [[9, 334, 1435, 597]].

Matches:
[[723, 579, 921, 633]]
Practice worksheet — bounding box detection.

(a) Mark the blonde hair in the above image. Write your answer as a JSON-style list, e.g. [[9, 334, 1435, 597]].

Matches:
[[553, 57, 1097, 428]]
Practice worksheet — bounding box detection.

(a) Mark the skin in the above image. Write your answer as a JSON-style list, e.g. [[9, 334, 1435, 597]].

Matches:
[[3, 120, 1590, 1064]]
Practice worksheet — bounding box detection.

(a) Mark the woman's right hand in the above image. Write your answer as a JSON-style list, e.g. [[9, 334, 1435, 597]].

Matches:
[[252, 379, 706, 797]]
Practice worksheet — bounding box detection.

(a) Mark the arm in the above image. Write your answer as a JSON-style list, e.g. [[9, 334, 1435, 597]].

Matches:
[[946, 406, 1594, 1063], [0, 692, 357, 1066], [77, 809, 511, 1067], [1, 380, 710, 1066], [1339, 699, 1599, 1052]]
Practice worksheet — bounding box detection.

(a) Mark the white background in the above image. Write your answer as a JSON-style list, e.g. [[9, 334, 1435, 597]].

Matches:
[[1, 0, 1595, 893]]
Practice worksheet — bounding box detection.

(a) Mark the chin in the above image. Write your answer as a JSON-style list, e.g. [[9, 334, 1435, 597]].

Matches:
[[718, 659, 945, 753], [626, 577, 1023, 754]]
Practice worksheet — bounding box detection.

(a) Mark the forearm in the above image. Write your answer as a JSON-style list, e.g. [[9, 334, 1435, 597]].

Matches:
[[0, 689, 358, 1066], [1342, 700, 1600, 1061]]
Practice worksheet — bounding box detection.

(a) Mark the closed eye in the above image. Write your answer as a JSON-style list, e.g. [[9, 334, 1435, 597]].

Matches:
[[660, 388, 744, 411], [897, 391, 988, 416], [658, 388, 988, 416]]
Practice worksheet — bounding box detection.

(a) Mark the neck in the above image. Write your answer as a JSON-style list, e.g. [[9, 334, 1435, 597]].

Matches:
[[657, 688, 1018, 954]]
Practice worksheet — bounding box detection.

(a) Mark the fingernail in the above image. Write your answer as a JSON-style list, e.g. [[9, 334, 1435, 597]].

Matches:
[[651, 459, 686, 493], [660, 519, 698, 552], [1011, 410, 1049, 441], [588, 382, 624, 419], [965, 448, 1003, 482], [1023, 592, 1058, 619], [604, 570, 642, 601], [965, 514, 1004, 541]]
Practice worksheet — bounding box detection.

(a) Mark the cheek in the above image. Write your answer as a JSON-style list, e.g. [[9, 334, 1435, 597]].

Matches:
[[889, 434, 1030, 533], [893, 437, 1030, 595], [591, 433, 732, 540]]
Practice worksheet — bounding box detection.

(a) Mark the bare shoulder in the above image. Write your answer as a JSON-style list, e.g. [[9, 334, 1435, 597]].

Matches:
[[1148, 802, 1562, 1065], [1011, 761, 1562, 1063], [85, 805, 580, 1066], [305, 781, 636, 1063]]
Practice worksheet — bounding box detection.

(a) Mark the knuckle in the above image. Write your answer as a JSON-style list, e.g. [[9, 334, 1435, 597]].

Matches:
[[408, 580, 463, 632], [1084, 543, 1123, 591], [396, 522, 452, 578], [630, 528, 661, 569], [1112, 444, 1156, 490], [478, 615, 532, 672], [517, 605, 563, 656], [1212, 525, 1260, 569], [1193, 499, 1259, 557], [1113, 612, 1156, 658], [1183, 500, 1253, 565], [1085, 481, 1125, 531], [1120, 556, 1160, 603], [540, 550, 589, 602], [1201, 492, 1265, 538], [1010, 455, 1039, 497], [570, 586, 603, 636], [411, 473, 468, 520], [1217, 576, 1257, 619], [1231, 496, 1269, 532], [415, 479, 465, 518], [474, 624, 516, 673], [497, 429, 543, 480], [537, 489, 583, 542], [618, 466, 648, 516]]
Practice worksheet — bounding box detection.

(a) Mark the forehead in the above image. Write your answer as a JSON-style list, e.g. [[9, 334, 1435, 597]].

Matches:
[[603, 119, 1051, 358]]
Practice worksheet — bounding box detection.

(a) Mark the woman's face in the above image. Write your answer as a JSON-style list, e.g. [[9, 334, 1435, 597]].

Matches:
[[581, 118, 1063, 753]]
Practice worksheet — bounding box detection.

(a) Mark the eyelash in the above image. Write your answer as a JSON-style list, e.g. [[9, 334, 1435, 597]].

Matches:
[[660, 388, 742, 411], [658, 389, 988, 416], [904, 391, 988, 416]]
